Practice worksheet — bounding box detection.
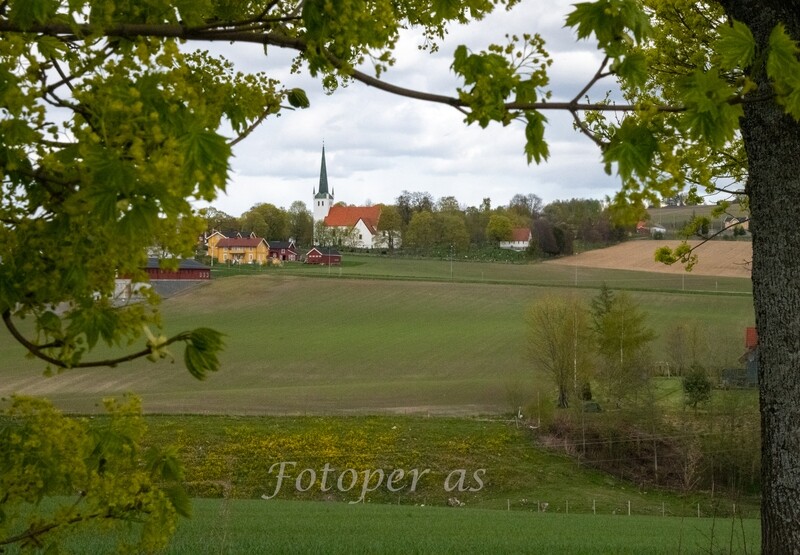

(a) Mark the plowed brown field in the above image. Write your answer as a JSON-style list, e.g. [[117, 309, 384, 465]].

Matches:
[[546, 240, 752, 278]]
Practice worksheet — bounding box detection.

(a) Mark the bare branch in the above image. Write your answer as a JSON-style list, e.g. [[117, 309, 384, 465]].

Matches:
[[50, 57, 76, 93], [571, 56, 610, 105]]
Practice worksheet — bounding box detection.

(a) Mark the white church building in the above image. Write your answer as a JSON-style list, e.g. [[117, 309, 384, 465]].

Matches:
[[312, 146, 385, 249]]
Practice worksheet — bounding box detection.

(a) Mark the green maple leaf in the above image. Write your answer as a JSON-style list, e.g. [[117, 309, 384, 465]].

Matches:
[[8, 0, 58, 29], [614, 52, 649, 88], [766, 24, 800, 120], [179, 129, 231, 198], [603, 119, 657, 181], [716, 20, 756, 70], [524, 111, 549, 164]]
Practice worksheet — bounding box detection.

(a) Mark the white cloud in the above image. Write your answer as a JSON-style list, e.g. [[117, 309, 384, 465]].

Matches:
[[198, 0, 623, 217]]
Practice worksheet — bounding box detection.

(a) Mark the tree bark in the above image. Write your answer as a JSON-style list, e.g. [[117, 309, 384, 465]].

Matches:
[[719, 1, 800, 551]]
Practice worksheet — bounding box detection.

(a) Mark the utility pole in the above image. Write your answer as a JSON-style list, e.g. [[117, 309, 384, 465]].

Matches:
[[450, 244, 454, 280]]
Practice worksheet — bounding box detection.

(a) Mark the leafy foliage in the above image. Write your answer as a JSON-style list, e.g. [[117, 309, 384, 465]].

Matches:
[[0, 396, 188, 552], [485, 214, 514, 243]]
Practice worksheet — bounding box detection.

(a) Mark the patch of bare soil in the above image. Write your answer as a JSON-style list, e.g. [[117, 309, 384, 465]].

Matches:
[[546, 240, 752, 278]]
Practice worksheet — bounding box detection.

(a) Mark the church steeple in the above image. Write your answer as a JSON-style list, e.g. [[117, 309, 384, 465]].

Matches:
[[315, 145, 333, 200], [313, 145, 333, 224]]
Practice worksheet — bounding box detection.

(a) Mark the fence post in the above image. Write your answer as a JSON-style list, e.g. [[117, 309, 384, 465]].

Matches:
[[628, 501, 631, 516], [592, 499, 596, 515]]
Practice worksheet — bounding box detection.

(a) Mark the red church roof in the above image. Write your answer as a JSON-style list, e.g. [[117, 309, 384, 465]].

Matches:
[[324, 206, 381, 229]]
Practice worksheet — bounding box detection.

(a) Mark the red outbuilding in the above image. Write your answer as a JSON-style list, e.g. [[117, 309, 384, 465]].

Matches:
[[268, 240, 298, 261], [143, 258, 211, 280], [305, 247, 342, 265]]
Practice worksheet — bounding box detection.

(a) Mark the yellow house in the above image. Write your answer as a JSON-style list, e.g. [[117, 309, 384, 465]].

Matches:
[[210, 235, 269, 264]]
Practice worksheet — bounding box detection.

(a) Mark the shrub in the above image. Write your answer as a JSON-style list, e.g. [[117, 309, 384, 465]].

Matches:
[[683, 366, 712, 409]]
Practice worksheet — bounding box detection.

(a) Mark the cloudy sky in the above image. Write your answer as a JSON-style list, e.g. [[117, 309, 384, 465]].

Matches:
[[201, 0, 623, 217]]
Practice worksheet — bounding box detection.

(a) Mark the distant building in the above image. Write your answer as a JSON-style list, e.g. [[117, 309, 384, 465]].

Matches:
[[500, 228, 532, 250], [268, 240, 298, 261], [143, 258, 211, 280], [208, 235, 269, 264], [305, 246, 341, 265], [116, 258, 210, 304], [312, 146, 385, 249], [724, 326, 759, 388], [636, 221, 667, 236]]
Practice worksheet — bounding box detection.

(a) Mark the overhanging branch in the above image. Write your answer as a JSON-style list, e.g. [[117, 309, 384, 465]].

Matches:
[[1, 309, 191, 369], [0, 20, 682, 115]]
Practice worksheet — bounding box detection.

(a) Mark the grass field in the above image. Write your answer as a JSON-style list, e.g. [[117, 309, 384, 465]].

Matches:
[[213, 252, 753, 293], [1, 252, 762, 552], [140, 413, 759, 514], [58, 499, 761, 554]]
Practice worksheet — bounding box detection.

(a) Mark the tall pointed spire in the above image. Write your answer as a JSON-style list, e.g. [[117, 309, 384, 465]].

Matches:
[[315, 145, 332, 199], [313, 144, 334, 226]]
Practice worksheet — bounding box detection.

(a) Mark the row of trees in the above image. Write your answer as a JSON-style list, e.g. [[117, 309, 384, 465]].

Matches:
[[392, 192, 627, 254], [203, 202, 315, 246], [203, 194, 627, 256]]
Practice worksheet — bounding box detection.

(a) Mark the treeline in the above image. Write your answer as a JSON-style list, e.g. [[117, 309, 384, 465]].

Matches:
[[202, 201, 316, 246], [201, 192, 629, 258]]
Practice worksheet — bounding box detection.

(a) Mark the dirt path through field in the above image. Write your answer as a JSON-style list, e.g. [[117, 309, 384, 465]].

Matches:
[[545, 240, 752, 278]]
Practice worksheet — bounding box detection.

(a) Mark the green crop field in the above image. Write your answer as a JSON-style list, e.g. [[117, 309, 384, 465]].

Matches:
[[58, 499, 761, 554], [0, 256, 754, 415], [213, 252, 753, 294], [0, 261, 754, 415]]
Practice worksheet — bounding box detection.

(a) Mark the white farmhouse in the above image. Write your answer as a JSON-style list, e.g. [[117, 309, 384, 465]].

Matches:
[[499, 228, 533, 251]]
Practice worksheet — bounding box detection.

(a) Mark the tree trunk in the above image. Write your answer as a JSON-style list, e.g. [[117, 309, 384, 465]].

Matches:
[[720, 2, 800, 551], [557, 387, 569, 409]]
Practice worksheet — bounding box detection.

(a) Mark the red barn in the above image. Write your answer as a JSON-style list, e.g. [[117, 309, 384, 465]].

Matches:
[[305, 247, 341, 265], [144, 258, 211, 280]]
